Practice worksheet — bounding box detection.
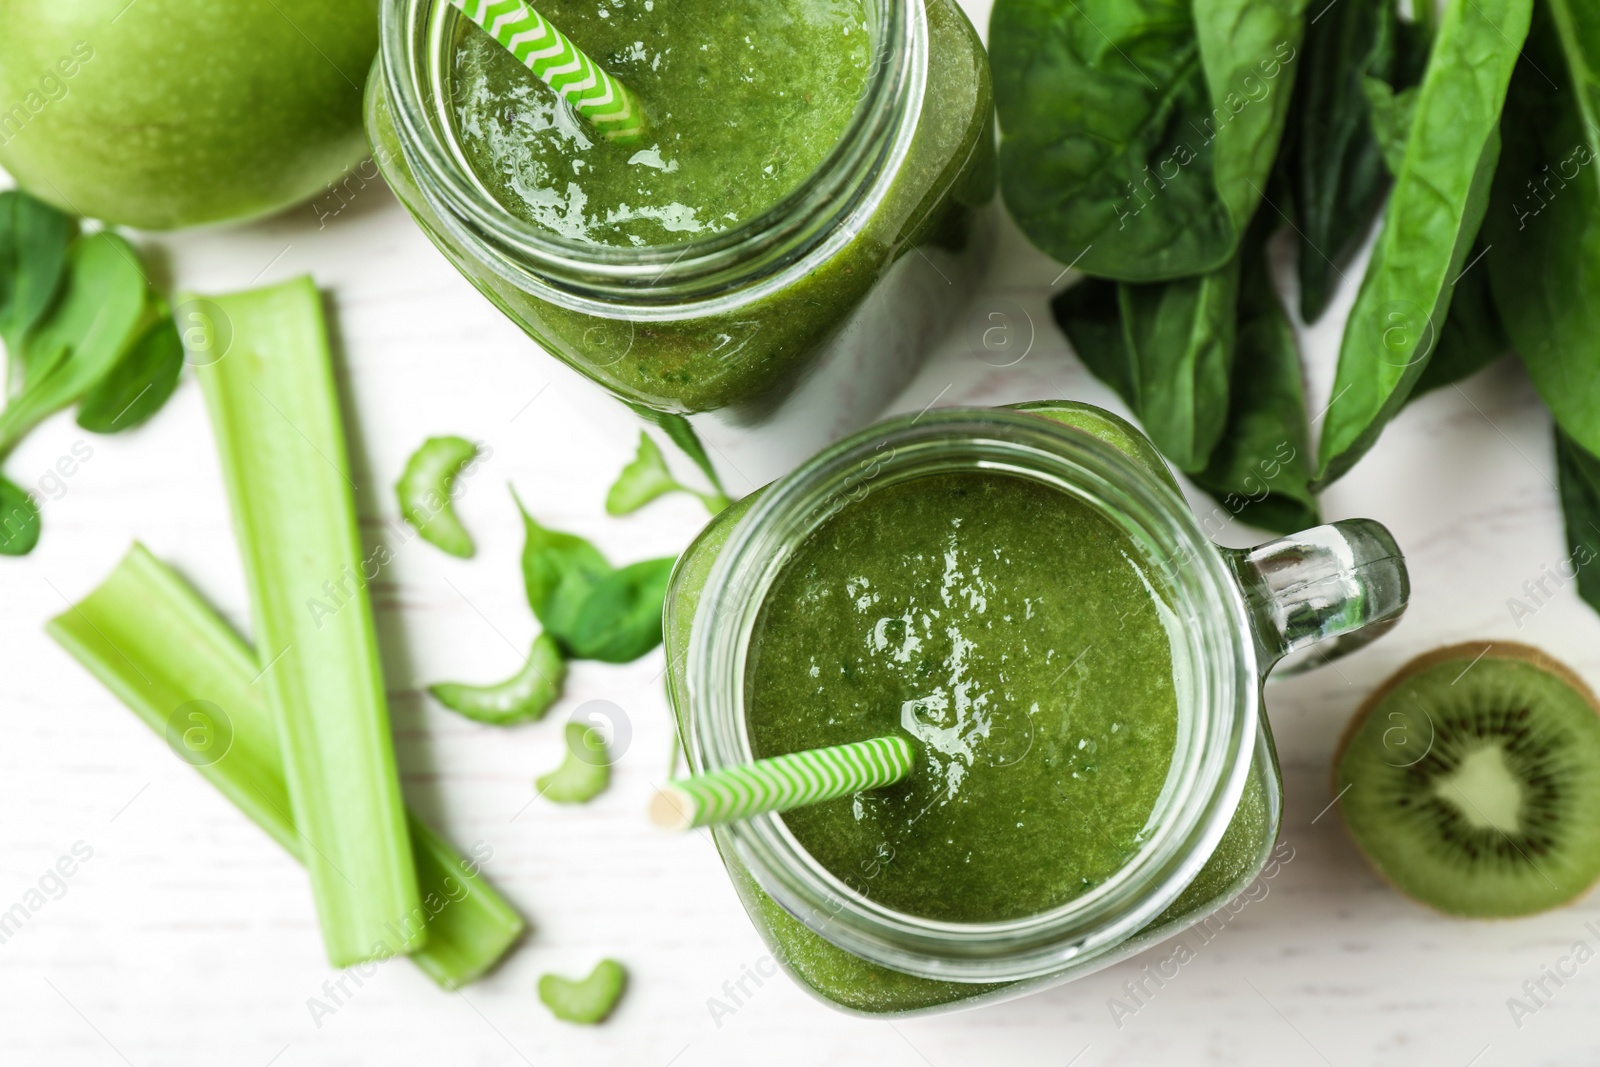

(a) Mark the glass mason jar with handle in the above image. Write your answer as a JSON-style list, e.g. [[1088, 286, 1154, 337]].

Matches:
[[365, 0, 994, 454], [663, 402, 1408, 1015]]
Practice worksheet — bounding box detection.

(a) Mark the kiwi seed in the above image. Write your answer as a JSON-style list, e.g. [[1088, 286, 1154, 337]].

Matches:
[[1333, 642, 1600, 918]]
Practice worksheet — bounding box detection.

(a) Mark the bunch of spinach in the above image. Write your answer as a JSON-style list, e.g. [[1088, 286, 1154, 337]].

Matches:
[[0, 189, 182, 554], [1004, 0, 1539, 532]]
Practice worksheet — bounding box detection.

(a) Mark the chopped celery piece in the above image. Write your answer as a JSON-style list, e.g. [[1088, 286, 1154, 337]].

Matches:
[[539, 959, 627, 1024], [429, 632, 567, 726], [46, 544, 525, 988], [396, 435, 480, 558], [536, 723, 611, 804], [191, 276, 421, 965]]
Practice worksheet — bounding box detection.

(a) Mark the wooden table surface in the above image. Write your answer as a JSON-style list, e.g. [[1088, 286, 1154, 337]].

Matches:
[[4, 3, 1596, 1063]]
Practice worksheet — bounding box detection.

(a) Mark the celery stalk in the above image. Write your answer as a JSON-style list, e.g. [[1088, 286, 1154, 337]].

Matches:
[[46, 544, 525, 988], [191, 277, 421, 965]]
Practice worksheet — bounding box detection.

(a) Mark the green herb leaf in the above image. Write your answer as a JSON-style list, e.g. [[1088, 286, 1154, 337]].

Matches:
[[0, 233, 147, 457], [1052, 256, 1241, 473], [1315, 0, 1531, 488], [44, 544, 525, 988], [994, 0, 1306, 281], [1484, 0, 1600, 457], [514, 488, 614, 642], [564, 556, 676, 663], [625, 402, 728, 499], [606, 431, 728, 516], [606, 432, 683, 515], [430, 632, 567, 726], [1556, 428, 1600, 615], [1192, 233, 1319, 534], [0, 475, 40, 555], [536, 722, 611, 804], [538, 959, 626, 1024], [76, 307, 183, 433], [397, 435, 481, 558], [0, 190, 76, 361], [1288, 0, 1397, 322]]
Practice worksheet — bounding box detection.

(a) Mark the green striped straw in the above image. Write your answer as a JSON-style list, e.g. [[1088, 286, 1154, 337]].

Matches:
[[449, 0, 647, 145], [650, 735, 916, 832]]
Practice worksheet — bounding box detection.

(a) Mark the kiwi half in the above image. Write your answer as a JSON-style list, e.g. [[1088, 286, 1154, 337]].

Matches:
[[1335, 642, 1600, 918]]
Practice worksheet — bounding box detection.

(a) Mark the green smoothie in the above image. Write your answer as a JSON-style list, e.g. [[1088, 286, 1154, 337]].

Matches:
[[367, 0, 995, 414], [746, 471, 1178, 922], [451, 0, 871, 246], [663, 403, 1283, 1014]]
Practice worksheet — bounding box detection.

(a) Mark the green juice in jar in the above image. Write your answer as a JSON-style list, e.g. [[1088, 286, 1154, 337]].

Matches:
[[665, 403, 1283, 1014], [366, 0, 995, 421], [450, 0, 872, 247]]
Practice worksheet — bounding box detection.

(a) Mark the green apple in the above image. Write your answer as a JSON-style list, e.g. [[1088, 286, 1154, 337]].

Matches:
[[0, 0, 378, 230]]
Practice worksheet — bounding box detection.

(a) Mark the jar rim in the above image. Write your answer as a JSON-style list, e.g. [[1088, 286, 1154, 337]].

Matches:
[[683, 409, 1261, 982], [376, 0, 925, 310]]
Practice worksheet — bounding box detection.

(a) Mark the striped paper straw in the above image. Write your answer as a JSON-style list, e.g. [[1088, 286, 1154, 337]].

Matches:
[[449, 0, 647, 144], [650, 736, 916, 832]]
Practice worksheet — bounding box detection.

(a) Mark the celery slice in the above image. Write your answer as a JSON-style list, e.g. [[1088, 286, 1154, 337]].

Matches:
[[191, 277, 421, 965], [46, 544, 525, 988]]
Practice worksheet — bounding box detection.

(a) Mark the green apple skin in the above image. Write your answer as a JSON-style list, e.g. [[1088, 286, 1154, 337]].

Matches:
[[0, 0, 378, 230]]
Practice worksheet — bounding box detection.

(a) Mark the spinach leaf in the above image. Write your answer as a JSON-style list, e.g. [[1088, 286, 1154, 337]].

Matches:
[[994, 0, 1305, 282], [514, 488, 676, 662], [0, 233, 147, 458], [1052, 279, 1131, 405], [624, 401, 728, 500], [606, 431, 728, 516], [1192, 232, 1318, 533], [1289, 0, 1397, 323], [1315, 0, 1531, 488], [1555, 428, 1600, 615], [514, 488, 613, 643], [77, 307, 183, 433], [1053, 256, 1239, 473], [1362, 79, 1419, 176], [1484, 0, 1600, 457], [1409, 238, 1508, 399], [0, 191, 76, 369], [563, 556, 676, 663], [0, 475, 40, 556]]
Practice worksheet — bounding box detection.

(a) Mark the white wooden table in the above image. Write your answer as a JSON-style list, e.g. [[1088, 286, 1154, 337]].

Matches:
[[4, 3, 1596, 1062]]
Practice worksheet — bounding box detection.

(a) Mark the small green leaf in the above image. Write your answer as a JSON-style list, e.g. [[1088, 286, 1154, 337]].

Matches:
[[537, 722, 611, 804], [563, 556, 676, 663], [538, 959, 626, 1024], [0, 233, 147, 458], [513, 487, 613, 642], [607, 431, 727, 516], [77, 308, 183, 433], [625, 402, 728, 498], [606, 432, 681, 515], [429, 633, 567, 726], [397, 436, 481, 558], [0, 475, 40, 555], [0, 190, 76, 359]]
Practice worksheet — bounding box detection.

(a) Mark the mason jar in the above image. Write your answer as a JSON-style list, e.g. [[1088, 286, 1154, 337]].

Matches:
[[365, 0, 995, 454], [663, 402, 1409, 1014]]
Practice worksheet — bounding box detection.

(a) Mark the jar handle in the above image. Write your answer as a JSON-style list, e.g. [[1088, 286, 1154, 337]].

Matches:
[[1223, 519, 1409, 677]]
